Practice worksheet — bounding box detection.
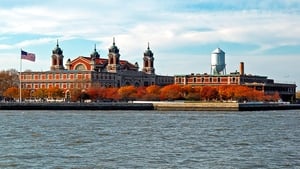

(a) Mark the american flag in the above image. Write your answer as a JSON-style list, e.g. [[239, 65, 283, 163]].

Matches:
[[21, 50, 36, 62]]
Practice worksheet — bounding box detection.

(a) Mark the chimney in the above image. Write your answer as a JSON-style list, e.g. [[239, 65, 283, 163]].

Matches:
[[240, 62, 244, 75]]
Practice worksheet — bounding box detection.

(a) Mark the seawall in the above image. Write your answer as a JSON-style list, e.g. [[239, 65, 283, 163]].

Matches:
[[238, 103, 300, 111], [152, 102, 239, 111], [0, 102, 154, 111], [154, 102, 300, 111], [0, 102, 299, 111]]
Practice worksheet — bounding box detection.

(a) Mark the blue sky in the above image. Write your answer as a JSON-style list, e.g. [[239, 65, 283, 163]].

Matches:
[[0, 0, 300, 88]]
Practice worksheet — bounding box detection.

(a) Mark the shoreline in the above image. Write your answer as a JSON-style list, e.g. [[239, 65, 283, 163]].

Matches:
[[0, 102, 299, 111]]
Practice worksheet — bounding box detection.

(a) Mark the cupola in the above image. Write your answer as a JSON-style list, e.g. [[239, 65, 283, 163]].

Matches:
[[52, 39, 63, 55], [109, 37, 119, 53], [90, 44, 100, 59], [144, 42, 153, 57], [142, 42, 155, 74]]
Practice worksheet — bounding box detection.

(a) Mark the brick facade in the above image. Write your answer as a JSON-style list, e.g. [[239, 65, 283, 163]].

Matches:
[[175, 72, 296, 102], [20, 40, 173, 93]]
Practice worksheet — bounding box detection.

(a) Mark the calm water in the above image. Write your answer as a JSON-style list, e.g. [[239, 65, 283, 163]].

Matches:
[[0, 110, 299, 169]]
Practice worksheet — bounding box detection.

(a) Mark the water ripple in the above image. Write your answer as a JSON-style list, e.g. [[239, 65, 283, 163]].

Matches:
[[0, 110, 299, 168]]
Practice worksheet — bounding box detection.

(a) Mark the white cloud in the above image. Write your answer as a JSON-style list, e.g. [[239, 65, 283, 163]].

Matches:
[[1, 2, 299, 51], [15, 38, 54, 48], [0, 1, 300, 86], [0, 44, 13, 50]]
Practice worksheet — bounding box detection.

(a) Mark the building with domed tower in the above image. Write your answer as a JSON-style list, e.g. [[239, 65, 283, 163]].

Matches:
[[51, 40, 65, 71], [19, 38, 174, 98]]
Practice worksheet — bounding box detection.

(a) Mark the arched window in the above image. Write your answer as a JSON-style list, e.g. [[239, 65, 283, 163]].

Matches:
[[109, 57, 114, 64], [52, 58, 57, 65], [75, 64, 86, 70], [145, 60, 149, 67]]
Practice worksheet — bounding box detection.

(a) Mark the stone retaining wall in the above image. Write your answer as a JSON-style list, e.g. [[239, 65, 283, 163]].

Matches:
[[0, 102, 299, 111], [153, 102, 239, 111]]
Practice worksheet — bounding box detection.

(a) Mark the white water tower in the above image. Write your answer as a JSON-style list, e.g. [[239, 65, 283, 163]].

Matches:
[[211, 48, 226, 75]]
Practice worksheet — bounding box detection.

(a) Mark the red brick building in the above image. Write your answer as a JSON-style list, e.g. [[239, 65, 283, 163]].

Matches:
[[175, 49, 297, 102], [20, 39, 174, 96]]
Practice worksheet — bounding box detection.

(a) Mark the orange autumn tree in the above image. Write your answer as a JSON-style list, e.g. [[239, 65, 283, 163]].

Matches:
[[271, 91, 281, 101], [48, 86, 64, 99], [22, 89, 31, 99], [263, 91, 281, 102], [86, 87, 99, 101], [160, 84, 182, 100], [104, 87, 120, 101], [3, 87, 19, 100], [233, 85, 253, 101], [248, 88, 265, 101], [233, 85, 265, 102], [200, 86, 218, 101], [144, 85, 161, 101], [218, 85, 231, 101], [182, 85, 201, 100], [118, 85, 137, 101], [69, 88, 82, 102], [45, 84, 283, 102], [34, 88, 48, 100], [136, 86, 147, 100], [97, 87, 108, 101]]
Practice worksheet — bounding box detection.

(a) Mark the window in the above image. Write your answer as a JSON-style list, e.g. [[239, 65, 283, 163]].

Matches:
[[75, 64, 86, 70]]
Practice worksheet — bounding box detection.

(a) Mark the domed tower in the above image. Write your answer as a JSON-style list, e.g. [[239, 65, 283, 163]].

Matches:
[[90, 44, 100, 59], [142, 42, 155, 74], [211, 48, 226, 75], [107, 37, 120, 73], [51, 40, 65, 71], [90, 44, 100, 71]]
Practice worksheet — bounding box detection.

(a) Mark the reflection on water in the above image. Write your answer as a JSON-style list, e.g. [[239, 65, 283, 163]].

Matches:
[[0, 110, 299, 168]]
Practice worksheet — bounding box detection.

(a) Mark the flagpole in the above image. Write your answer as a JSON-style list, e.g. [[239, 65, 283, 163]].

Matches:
[[19, 49, 22, 102]]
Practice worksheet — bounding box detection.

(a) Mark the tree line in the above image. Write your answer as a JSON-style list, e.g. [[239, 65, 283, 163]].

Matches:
[[3, 84, 280, 102], [0, 69, 283, 102]]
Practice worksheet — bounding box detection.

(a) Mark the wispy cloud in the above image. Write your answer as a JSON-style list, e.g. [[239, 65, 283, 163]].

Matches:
[[15, 38, 54, 48], [0, 0, 299, 85]]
